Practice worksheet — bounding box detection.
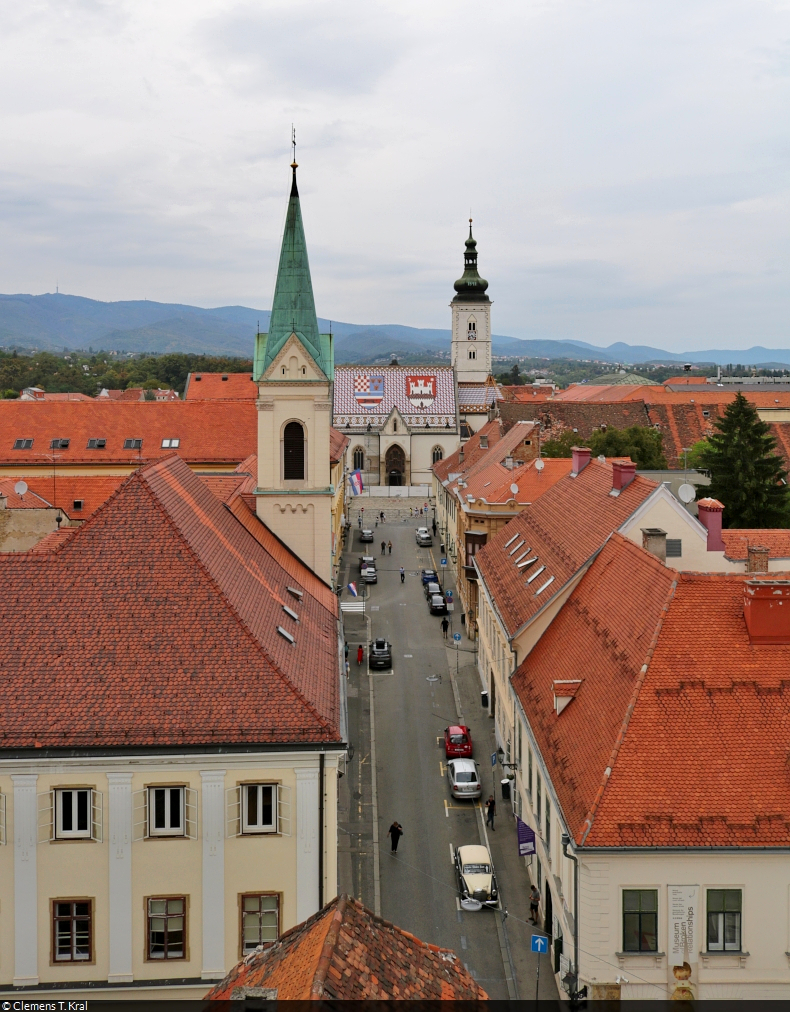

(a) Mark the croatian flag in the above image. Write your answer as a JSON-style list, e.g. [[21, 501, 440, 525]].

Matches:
[[347, 582, 358, 597], [349, 469, 364, 496]]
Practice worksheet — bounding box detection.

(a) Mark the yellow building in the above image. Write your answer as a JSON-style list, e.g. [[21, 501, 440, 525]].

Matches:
[[0, 454, 344, 999]]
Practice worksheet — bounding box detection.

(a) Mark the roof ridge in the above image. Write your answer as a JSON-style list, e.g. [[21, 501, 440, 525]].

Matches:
[[579, 574, 678, 846], [138, 463, 335, 738], [310, 895, 347, 998]]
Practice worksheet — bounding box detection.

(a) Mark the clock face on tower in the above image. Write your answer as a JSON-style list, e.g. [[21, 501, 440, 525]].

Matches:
[[467, 318, 477, 341]]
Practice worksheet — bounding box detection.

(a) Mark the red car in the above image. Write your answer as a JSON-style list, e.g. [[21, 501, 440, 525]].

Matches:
[[444, 725, 473, 759]]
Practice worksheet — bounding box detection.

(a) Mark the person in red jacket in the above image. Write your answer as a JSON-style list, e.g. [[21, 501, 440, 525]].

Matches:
[[357, 644, 364, 666]]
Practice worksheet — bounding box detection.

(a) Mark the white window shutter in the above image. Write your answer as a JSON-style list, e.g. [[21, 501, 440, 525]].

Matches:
[[226, 786, 241, 838], [37, 790, 55, 843], [0, 793, 5, 846], [277, 784, 291, 837], [91, 790, 103, 843], [132, 789, 148, 841], [185, 787, 198, 840]]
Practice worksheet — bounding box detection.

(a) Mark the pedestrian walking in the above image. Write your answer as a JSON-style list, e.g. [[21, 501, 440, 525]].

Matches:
[[529, 884, 541, 924], [409, 506, 413, 517], [345, 660, 350, 678], [357, 515, 362, 528], [381, 540, 386, 555], [387, 821, 404, 853], [441, 616, 449, 639], [400, 567, 405, 583], [432, 521, 437, 535], [344, 642, 349, 662], [380, 511, 385, 523], [485, 795, 496, 830], [387, 540, 392, 554], [375, 517, 378, 526], [357, 644, 364, 667]]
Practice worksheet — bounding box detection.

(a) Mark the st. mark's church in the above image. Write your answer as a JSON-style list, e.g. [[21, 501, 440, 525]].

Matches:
[[252, 160, 499, 580]]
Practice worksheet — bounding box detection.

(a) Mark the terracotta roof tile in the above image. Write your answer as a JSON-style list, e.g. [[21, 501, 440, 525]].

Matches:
[[0, 454, 339, 748], [205, 896, 486, 1000], [432, 418, 503, 484], [329, 427, 349, 465], [476, 459, 658, 637], [721, 530, 790, 560], [183, 372, 256, 400], [0, 475, 126, 518]]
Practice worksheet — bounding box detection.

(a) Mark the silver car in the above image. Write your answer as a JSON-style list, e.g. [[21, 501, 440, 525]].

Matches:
[[415, 527, 432, 546], [446, 759, 481, 799]]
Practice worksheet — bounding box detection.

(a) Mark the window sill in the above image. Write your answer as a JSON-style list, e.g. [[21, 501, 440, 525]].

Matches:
[[701, 951, 749, 968], [616, 951, 664, 968]]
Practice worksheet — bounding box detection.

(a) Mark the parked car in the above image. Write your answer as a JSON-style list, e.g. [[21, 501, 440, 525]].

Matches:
[[362, 566, 377, 584], [424, 581, 442, 600], [453, 844, 498, 908], [429, 593, 447, 615], [360, 529, 374, 543], [446, 758, 481, 799], [415, 527, 432, 546], [359, 556, 376, 572], [421, 568, 439, 585], [444, 724, 473, 759], [369, 638, 392, 669]]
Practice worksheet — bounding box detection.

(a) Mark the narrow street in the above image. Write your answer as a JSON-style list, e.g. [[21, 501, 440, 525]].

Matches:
[[338, 505, 560, 1000]]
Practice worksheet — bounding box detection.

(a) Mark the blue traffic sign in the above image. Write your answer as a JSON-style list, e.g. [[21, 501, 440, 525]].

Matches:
[[490, 751, 497, 767], [531, 934, 549, 954], [453, 632, 462, 642], [441, 558, 448, 567]]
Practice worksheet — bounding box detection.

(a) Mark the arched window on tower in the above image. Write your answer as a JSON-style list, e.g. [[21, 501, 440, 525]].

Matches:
[[468, 349, 476, 360], [432, 446, 444, 464], [283, 421, 305, 480], [352, 446, 365, 471]]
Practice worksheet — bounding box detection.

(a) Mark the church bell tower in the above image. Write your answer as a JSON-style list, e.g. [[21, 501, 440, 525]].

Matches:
[[450, 220, 492, 384], [253, 158, 334, 583]]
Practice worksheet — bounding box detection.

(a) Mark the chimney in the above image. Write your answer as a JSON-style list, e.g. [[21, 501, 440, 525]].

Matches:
[[459, 449, 464, 464], [747, 545, 770, 574], [479, 434, 488, 449], [641, 528, 667, 563], [743, 580, 790, 644], [504, 456, 514, 469], [697, 497, 725, 551], [611, 459, 637, 494], [571, 446, 591, 476]]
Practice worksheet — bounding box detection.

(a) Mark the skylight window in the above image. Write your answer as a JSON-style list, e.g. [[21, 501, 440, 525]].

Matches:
[[513, 548, 532, 565], [277, 626, 295, 644], [282, 606, 299, 622], [504, 533, 520, 549], [287, 587, 304, 600], [123, 438, 143, 450], [508, 540, 525, 556], [526, 565, 546, 584], [161, 438, 180, 448], [86, 438, 106, 449], [13, 438, 33, 450], [73, 500, 84, 511], [534, 576, 555, 596], [518, 557, 538, 569], [50, 438, 70, 449]]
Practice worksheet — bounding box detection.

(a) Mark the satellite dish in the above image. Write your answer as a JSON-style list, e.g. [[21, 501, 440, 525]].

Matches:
[[14, 480, 28, 496], [678, 483, 696, 504], [534, 458, 545, 471], [460, 897, 483, 912], [510, 483, 519, 495]]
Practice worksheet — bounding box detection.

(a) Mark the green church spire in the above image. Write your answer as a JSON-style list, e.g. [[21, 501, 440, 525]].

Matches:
[[254, 161, 333, 380], [452, 219, 490, 304]]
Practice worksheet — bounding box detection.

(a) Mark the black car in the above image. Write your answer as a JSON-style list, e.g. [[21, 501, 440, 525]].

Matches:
[[429, 593, 448, 615], [369, 638, 392, 669], [421, 569, 438, 585], [360, 529, 374, 543]]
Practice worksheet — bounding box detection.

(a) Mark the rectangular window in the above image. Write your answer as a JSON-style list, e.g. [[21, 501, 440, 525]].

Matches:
[[545, 797, 551, 850], [241, 894, 279, 953], [147, 897, 185, 959], [13, 438, 33, 450], [50, 438, 70, 449], [124, 438, 143, 450], [536, 774, 542, 822], [623, 889, 658, 952], [707, 889, 742, 951], [86, 438, 106, 449], [56, 789, 91, 839], [73, 499, 84, 511], [149, 787, 185, 837], [666, 539, 682, 558], [161, 438, 180, 448], [528, 747, 533, 798], [53, 900, 92, 961], [242, 785, 276, 834]]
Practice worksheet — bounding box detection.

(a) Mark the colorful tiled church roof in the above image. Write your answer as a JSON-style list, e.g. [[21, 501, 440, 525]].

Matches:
[[205, 895, 487, 1001]]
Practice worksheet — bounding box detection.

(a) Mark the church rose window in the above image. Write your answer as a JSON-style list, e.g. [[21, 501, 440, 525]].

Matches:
[[284, 422, 305, 480]]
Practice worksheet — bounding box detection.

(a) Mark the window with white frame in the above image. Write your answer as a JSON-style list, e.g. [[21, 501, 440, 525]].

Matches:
[[242, 784, 276, 834], [56, 789, 91, 838], [161, 438, 180, 448], [707, 889, 742, 951], [150, 787, 185, 836], [241, 894, 279, 953]]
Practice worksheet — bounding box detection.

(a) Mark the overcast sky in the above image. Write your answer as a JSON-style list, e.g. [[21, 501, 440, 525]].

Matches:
[[1, 0, 789, 351]]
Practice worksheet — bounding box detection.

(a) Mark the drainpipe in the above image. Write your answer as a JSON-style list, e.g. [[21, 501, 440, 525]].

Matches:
[[561, 833, 579, 991], [319, 753, 325, 909]]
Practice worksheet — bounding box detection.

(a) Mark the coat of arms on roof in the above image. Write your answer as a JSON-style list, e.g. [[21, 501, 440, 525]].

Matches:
[[354, 374, 384, 408], [406, 374, 436, 408]]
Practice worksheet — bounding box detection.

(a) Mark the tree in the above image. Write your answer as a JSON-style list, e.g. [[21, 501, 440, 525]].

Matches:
[[696, 392, 789, 527], [541, 425, 667, 469]]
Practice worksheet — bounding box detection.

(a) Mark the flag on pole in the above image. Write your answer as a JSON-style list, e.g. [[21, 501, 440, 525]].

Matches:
[[348, 469, 364, 496], [347, 582, 358, 597]]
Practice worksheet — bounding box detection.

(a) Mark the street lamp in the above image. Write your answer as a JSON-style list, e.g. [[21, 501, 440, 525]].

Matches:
[[496, 747, 517, 771]]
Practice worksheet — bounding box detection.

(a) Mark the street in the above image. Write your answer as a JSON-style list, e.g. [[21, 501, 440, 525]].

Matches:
[[338, 506, 559, 1000]]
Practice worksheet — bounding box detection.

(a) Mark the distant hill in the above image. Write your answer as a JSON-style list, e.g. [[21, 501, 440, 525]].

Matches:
[[2, 293, 790, 368]]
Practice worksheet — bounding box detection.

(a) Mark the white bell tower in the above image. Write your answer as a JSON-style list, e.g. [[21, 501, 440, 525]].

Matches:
[[450, 220, 491, 384]]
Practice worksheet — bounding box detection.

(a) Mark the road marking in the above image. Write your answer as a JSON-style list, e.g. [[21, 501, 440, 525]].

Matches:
[[439, 761, 445, 776], [456, 897, 461, 912], [449, 843, 455, 864], [460, 935, 468, 950], [403, 653, 413, 658], [370, 605, 380, 611], [444, 799, 449, 818]]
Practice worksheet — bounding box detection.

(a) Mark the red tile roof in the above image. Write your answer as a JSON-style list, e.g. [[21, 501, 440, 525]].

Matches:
[[183, 371, 256, 400], [329, 427, 349, 465], [432, 418, 503, 484], [461, 456, 572, 506], [514, 538, 790, 848], [0, 475, 126, 518], [476, 459, 658, 638], [0, 454, 340, 748], [20, 390, 93, 402], [721, 530, 790, 560], [205, 895, 487, 1001], [0, 477, 52, 510], [499, 385, 557, 403], [0, 400, 257, 466]]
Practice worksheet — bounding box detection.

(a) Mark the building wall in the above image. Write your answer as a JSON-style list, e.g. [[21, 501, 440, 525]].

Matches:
[[0, 751, 339, 995], [330, 456, 346, 589], [451, 303, 491, 384], [0, 507, 64, 552], [620, 494, 735, 573]]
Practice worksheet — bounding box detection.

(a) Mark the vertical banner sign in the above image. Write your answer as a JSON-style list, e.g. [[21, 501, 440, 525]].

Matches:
[[668, 885, 698, 1001], [516, 817, 536, 857]]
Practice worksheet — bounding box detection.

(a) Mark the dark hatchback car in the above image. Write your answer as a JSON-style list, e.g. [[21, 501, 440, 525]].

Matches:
[[369, 638, 392, 670], [429, 593, 448, 615]]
